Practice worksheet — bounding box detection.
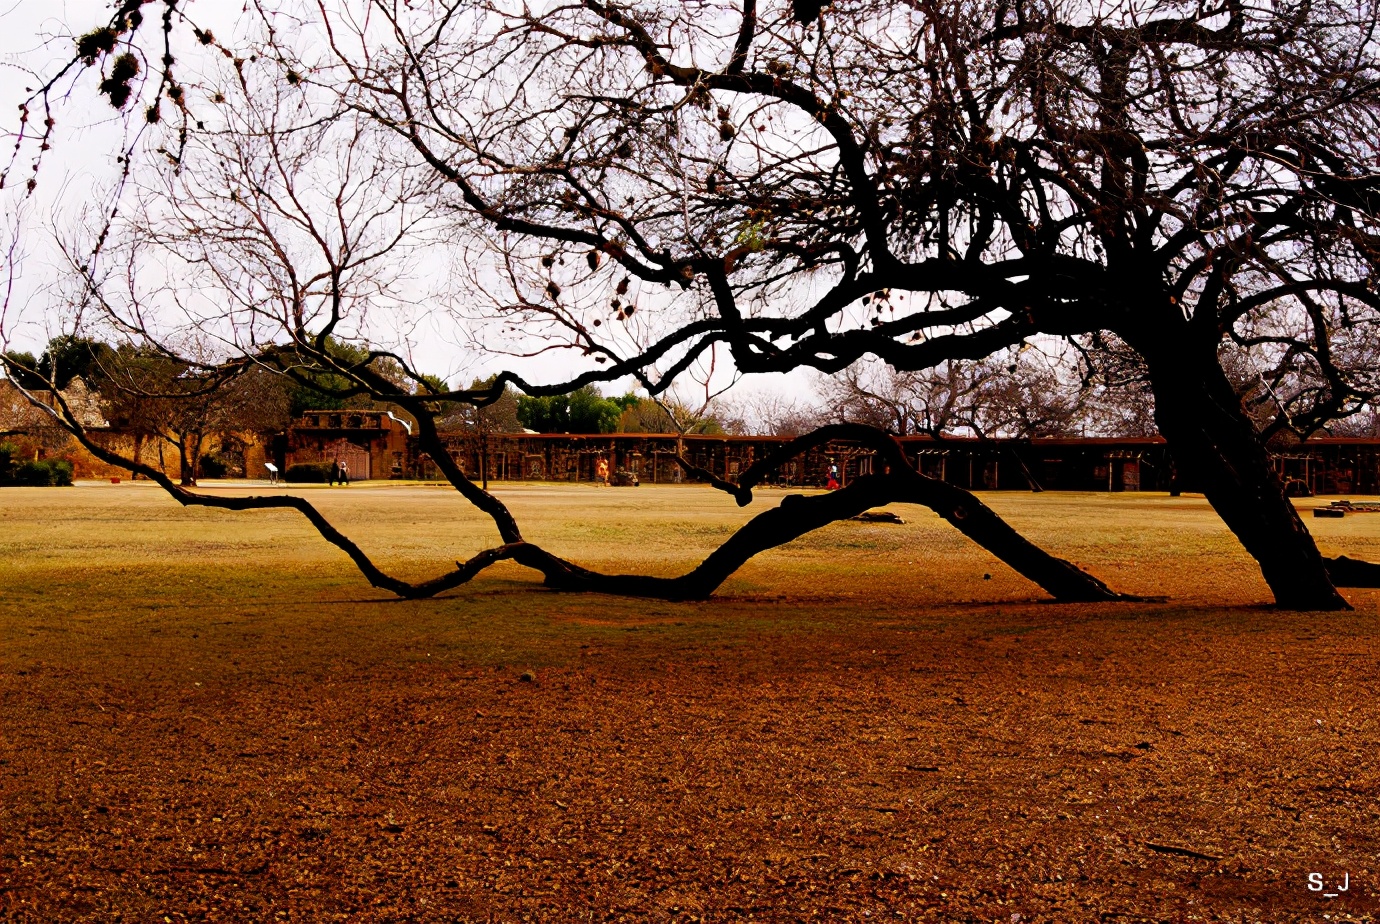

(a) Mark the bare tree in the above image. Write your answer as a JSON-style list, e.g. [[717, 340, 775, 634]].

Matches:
[[438, 377, 523, 433], [1325, 403, 1380, 439], [99, 350, 290, 485], [9, 0, 1380, 605], [818, 364, 929, 436], [297, 0, 1377, 608], [822, 349, 1089, 439], [1071, 335, 1161, 438], [0, 29, 1128, 604], [721, 391, 824, 437]]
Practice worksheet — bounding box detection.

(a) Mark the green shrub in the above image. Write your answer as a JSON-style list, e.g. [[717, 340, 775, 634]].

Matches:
[[49, 460, 73, 486], [199, 454, 228, 479], [12, 461, 49, 486], [285, 462, 334, 483], [12, 460, 72, 487], [0, 442, 14, 483]]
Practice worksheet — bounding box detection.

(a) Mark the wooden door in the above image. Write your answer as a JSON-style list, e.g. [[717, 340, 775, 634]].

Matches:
[[324, 439, 371, 480]]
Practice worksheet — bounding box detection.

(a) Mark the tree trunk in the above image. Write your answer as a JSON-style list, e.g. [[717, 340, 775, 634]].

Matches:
[[178, 433, 200, 488], [1140, 342, 1348, 610]]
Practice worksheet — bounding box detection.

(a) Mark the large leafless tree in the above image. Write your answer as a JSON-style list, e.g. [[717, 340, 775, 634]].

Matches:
[[6, 0, 1380, 607], [314, 0, 1378, 607], [818, 352, 1084, 439]]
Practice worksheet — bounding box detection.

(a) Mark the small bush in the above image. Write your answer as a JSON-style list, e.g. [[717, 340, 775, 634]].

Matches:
[[12, 460, 72, 487], [285, 462, 335, 483], [50, 460, 73, 486], [12, 461, 50, 486], [199, 454, 228, 479], [0, 442, 14, 483]]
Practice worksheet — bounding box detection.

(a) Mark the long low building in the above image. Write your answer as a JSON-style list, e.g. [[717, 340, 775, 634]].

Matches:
[[282, 411, 1380, 495], [431, 432, 1174, 492], [9, 389, 1374, 493]]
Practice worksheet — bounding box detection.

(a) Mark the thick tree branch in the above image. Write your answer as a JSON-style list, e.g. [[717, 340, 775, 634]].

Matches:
[[675, 423, 1131, 601]]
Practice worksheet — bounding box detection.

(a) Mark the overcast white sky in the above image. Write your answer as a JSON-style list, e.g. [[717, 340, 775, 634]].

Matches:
[[0, 1, 817, 409]]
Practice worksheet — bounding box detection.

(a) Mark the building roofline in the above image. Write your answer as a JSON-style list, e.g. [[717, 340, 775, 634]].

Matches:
[[429, 430, 1175, 445], [302, 422, 1380, 448]]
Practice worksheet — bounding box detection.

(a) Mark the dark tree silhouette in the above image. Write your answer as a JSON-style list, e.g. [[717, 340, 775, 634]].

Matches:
[[7, 0, 1380, 607], [311, 0, 1378, 608]]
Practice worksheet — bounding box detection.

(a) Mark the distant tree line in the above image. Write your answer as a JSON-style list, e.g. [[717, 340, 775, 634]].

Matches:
[[1, 339, 735, 484], [512, 386, 723, 435], [14, 335, 1376, 453]]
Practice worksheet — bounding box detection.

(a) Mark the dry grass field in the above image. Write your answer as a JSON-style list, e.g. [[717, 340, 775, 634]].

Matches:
[[2, 482, 1379, 922]]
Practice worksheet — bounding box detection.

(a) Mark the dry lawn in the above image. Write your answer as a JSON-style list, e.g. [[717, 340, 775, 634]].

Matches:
[[1, 482, 1379, 922]]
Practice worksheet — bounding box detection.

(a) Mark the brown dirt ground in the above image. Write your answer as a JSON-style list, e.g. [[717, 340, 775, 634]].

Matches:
[[1, 482, 1379, 922]]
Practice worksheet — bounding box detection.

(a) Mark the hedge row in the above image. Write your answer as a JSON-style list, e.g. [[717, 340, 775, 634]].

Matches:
[[285, 462, 336, 483], [0, 444, 74, 487]]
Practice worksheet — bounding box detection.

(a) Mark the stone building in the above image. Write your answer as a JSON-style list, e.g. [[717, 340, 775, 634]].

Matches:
[[1, 378, 279, 481], [423, 430, 1179, 491], [283, 409, 413, 480], [274, 409, 1380, 494], [0, 378, 132, 478], [9, 392, 1380, 493]]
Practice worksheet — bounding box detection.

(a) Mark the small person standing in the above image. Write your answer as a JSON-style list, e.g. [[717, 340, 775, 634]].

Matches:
[[827, 460, 840, 491], [340, 461, 350, 486], [595, 456, 609, 486]]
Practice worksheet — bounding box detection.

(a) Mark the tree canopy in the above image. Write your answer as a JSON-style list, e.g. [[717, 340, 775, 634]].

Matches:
[[517, 386, 624, 434]]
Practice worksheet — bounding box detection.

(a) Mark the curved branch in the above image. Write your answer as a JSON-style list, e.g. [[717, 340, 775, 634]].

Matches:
[[28, 383, 1128, 604], [676, 423, 1131, 601]]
